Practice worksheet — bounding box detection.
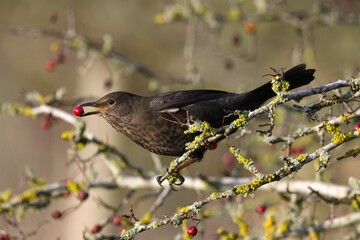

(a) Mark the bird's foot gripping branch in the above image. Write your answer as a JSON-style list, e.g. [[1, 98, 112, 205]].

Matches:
[[157, 114, 249, 187]]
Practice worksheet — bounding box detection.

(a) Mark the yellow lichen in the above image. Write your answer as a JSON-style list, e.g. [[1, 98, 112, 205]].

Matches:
[[60, 130, 74, 141], [232, 212, 249, 238], [297, 153, 308, 162], [276, 219, 291, 235], [0, 189, 13, 203], [308, 228, 319, 240], [153, 14, 166, 25], [140, 212, 152, 225], [263, 214, 276, 240], [179, 206, 190, 213], [324, 122, 353, 144], [66, 180, 79, 193], [22, 189, 37, 202], [351, 195, 360, 211], [209, 192, 222, 200], [227, 7, 240, 21]]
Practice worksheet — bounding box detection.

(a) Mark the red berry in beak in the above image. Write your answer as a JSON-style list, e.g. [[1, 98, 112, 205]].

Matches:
[[73, 106, 84, 116]]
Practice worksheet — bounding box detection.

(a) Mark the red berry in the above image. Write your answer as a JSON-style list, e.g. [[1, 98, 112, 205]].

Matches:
[[222, 152, 235, 171], [62, 190, 71, 198], [112, 215, 122, 225], [104, 78, 113, 89], [290, 146, 305, 155], [45, 60, 56, 71], [73, 106, 84, 116], [51, 210, 62, 219], [40, 117, 52, 129], [245, 21, 256, 33], [91, 224, 102, 234], [208, 143, 217, 150], [0, 233, 10, 240], [77, 190, 89, 201], [256, 205, 267, 214], [187, 226, 198, 237], [54, 51, 65, 64], [355, 123, 360, 130], [232, 34, 241, 46]]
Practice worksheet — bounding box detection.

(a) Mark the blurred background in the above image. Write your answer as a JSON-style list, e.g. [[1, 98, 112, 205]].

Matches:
[[0, 0, 360, 239]]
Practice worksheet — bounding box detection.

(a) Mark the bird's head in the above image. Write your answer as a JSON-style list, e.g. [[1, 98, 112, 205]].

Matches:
[[79, 91, 135, 118]]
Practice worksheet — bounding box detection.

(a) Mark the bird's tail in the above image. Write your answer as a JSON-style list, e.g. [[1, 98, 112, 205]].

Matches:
[[246, 64, 315, 109]]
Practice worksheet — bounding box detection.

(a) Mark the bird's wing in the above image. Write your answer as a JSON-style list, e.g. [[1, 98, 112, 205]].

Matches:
[[149, 90, 233, 112]]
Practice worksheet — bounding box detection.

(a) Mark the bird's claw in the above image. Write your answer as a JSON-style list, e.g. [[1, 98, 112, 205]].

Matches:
[[156, 169, 185, 188]]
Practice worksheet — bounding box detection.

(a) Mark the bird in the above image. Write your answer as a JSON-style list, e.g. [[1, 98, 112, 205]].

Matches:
[[78, 64, 315, 184]]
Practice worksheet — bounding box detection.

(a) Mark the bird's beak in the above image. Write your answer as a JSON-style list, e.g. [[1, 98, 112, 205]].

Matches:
[[79, 101, 104, 117]]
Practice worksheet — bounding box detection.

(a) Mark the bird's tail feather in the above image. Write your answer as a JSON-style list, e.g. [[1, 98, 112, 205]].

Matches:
[[246, 64, 315, 109]]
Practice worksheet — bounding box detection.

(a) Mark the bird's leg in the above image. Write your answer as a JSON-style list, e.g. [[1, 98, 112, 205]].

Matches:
[[156, 157, 200, 186]]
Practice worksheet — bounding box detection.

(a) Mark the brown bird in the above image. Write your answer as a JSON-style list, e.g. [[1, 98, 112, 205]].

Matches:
[[79, 64, 315, 183]]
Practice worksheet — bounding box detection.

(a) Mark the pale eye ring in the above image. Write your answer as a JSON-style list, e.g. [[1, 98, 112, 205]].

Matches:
[[107, 99, 115, 106]]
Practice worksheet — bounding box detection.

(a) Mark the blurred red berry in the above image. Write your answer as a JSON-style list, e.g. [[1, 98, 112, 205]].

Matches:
[[112, 215, 122, 225], [104, 78, 113, 89], [62, 190, 71, 198], [208, 143, 217, 150], [51, 210, 62, 219], [245, 21, 256, 33], [256, 204, 267, 214], [187, 226, 198, 237], [232, 34, 241, 46], [355, 123, 360, 130], [290, 146, 305, 155], [222, 152, 235, 171], [49, 12, 59, 23], [73, 106, 84, 116], [77, 190, 89, 201], [0, 233, 10, 240], [91, 224, 102, 234], [45, 60, 56, 72], [54, 51, 65, 64], [40, 117, 52, 129]]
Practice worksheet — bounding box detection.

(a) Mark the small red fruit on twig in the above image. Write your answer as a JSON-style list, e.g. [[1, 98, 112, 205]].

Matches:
[[245, 21, 256, 33], [90, 224, 102, 234], [73, 106, 84, 116], [355, 123, 360, 130], [208, 143, 217, 150], [256, 204, 267, 214], [54, 51, 65, 64], [232, 34, 240, 46], [45, 60, 56, 72], [51, 210, 62, 219], [0, 232, 10, 240], [112, 215, 122, 225], [77, 190, 89, 201], [187, 226, 198, 237]]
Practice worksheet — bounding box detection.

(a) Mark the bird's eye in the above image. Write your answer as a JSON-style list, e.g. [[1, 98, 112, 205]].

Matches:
[[107, 99, 115, 106]]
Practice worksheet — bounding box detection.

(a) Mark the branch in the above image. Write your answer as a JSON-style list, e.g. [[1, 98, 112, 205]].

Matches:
[[9, 26, 160, 84]]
